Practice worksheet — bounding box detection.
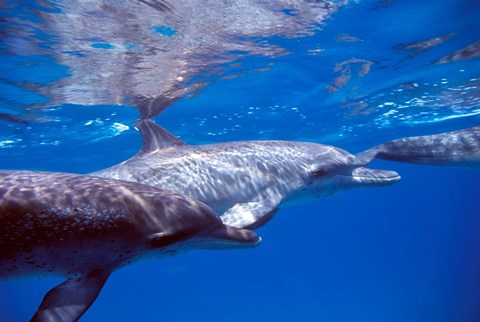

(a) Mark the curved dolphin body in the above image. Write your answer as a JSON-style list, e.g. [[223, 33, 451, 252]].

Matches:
[[0, 170, 259, 322], [356, 126, 480, 169], [92, 120, 400, 229]]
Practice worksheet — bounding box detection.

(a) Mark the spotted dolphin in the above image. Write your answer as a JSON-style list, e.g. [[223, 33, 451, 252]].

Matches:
[[0, 170, 259, 322], [356, 126, 480, 169], [92, 120, 400, 229]]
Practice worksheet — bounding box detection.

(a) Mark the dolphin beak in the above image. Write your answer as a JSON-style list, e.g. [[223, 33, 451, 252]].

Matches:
[[205, 225, 261, 249], [350, 167, 401, 186]]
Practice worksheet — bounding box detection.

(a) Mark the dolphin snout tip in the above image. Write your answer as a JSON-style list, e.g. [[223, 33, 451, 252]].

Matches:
[[230, 227, 262, 246], [352, 167, 401, 186], [208, 225, 262, 248]]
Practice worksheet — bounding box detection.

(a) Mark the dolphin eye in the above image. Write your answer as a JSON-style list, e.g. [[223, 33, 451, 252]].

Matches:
[[150, 228, 199, 248], [151, 234, 179, 248], [313, 169, 326, 177]]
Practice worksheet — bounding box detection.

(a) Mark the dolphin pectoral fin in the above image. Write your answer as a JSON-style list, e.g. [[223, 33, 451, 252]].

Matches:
[[31, 269, 110, 322], [221, 202, 279, 230]]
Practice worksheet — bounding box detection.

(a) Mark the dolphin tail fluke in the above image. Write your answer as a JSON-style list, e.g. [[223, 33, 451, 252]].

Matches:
[[30, 269, 110, 322], [355, 147, 381, 165]]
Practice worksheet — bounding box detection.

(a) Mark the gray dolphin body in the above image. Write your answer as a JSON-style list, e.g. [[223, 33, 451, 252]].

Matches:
[[356, 126, 480, 169], [0, 170, 259, 322], [92, 120, 400, 229]]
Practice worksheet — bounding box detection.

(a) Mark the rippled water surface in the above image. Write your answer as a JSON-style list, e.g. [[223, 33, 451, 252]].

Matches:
[[1, 1, 479, 321]]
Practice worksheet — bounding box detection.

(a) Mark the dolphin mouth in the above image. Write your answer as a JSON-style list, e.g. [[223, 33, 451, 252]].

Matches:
[[203, 225, 261, 249], [348, 167, 401, 186]]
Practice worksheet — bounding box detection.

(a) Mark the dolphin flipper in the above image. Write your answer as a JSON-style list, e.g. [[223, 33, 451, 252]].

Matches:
[[356, 126, 480, 169], [31, 269, 110, 322], [221, 201, 279, 230]]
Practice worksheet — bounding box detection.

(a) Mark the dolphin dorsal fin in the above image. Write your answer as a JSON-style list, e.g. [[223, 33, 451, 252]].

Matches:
[[136, 119, 186, 154]]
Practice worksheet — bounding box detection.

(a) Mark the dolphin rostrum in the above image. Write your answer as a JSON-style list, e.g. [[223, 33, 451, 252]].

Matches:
[[92, 120, 401, 229], [0, 170, 259, 322], [356, 126, 480, 169]]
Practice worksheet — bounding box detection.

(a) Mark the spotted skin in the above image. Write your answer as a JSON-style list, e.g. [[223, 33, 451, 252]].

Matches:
[[356, 126, 480, 169], [93, 120, 401, 229], [0, 170, 259, 322]]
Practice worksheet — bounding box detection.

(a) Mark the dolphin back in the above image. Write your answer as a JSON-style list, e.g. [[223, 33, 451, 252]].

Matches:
[[356, 126, 480, 168]]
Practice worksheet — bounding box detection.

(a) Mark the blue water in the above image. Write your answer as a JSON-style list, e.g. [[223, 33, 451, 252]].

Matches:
[[1, 0, 479, 321]]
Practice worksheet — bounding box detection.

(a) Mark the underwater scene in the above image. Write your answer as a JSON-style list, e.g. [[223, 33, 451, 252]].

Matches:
[[0, 0, 479, 321]]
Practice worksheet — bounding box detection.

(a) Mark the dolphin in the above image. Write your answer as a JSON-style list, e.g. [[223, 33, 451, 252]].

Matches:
[[356, 126, 480, 169], [0, 170, 259, 322], [92, 120, 401, 229]]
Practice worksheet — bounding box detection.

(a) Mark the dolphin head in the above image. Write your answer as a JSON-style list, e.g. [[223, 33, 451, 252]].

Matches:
[[286, 143, 401, 203], [146, 193, 261, 254]]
